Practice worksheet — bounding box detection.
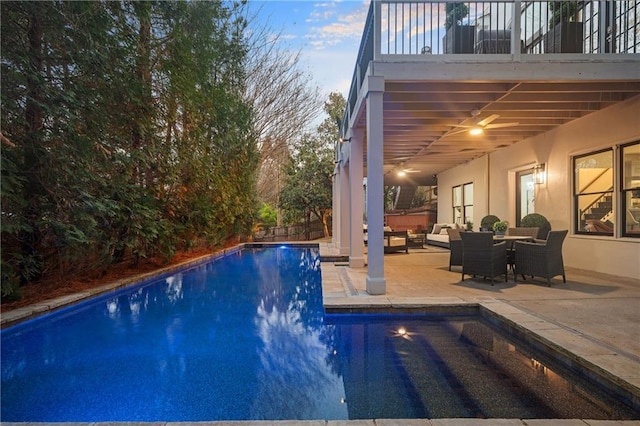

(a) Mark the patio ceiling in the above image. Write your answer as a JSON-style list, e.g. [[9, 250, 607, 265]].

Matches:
[[352, 79, 640, 186]]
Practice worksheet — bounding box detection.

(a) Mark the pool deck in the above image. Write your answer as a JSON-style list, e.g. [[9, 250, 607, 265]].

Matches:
[[2, 241, 639, 426]]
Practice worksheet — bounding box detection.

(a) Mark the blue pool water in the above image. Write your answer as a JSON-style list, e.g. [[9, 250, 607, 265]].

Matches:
[[1, 247, 638, 421]]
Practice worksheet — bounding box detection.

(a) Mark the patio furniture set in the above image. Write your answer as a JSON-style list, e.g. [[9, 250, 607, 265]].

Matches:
[[448, 227, 568, 286], [366, 224, 568, 286]]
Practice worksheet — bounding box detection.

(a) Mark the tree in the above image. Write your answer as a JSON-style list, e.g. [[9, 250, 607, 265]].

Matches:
[[1, 1, 258, 300], [279, 134, 333, 239], [278, 92, 345, 238], [445, 2, 469, 30], [242, 7, 322, 224]]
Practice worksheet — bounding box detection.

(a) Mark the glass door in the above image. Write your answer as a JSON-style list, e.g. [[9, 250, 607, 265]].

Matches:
[[516, 170, 535, 225]]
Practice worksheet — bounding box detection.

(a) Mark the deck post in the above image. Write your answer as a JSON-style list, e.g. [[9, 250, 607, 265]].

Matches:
[[365, 75, 386, 295], [349, 130, 365, 267], [337, 156, 350, 256]]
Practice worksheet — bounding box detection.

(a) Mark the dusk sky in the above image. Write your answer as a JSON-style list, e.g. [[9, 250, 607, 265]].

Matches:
[[247, 0, 370, 101]]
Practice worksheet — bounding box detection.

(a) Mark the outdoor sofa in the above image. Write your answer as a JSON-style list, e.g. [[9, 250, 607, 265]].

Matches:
[[426, 223, 464, 249]]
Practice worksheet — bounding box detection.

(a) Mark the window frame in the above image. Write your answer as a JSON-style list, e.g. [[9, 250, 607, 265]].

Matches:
[[620, 140, 640, 238], [452, 182, 473, 226], [573, 147, 614, 236]]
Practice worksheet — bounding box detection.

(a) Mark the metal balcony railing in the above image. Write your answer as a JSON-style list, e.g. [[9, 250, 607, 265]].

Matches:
[[341, 0, 640, 134]]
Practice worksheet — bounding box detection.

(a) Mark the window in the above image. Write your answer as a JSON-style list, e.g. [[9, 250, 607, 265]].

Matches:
[[463, 183, 474, 225], [453, 185, 462, 224], [453, 182, 473, 226], [574, 149, 614, 235], [621, 141, 640, 237], [516, 169, 536, 225]]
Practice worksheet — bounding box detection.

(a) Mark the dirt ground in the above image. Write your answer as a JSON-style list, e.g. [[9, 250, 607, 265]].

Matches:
[[1, 247, 214, 311]]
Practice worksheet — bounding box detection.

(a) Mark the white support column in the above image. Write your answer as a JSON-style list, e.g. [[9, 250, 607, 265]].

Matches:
[[349, 132, 365, 267], [365, 75, 386, 295], [339, 160, 350, 255], [332, 163, 339, 246]]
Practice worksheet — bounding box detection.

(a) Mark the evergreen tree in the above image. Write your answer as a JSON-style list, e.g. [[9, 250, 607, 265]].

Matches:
[[1, 1, 257, 299], [279, 93, 345, 238]]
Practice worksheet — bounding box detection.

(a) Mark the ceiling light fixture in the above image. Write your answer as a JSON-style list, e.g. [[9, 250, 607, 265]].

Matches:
[[397, 170, 407, 177], [469, 126, 484, 136]]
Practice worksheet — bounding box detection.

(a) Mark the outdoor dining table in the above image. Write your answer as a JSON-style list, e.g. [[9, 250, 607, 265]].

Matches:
[[493, 235, 536, 272], [493, 235, 534, 247]]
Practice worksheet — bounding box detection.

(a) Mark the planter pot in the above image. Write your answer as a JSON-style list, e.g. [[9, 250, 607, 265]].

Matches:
[[443, 25, 475, 54], [495, 231, 506, 237], [545, 22, 584, 53]]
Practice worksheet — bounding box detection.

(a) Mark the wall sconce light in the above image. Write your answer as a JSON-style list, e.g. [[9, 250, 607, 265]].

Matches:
[[533, 163, 546, 185], [339, 137, 351, 143]]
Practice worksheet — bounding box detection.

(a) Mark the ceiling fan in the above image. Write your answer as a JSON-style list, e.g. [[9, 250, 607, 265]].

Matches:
[[396, 164, 420, 177], [447, 109, 519, 136]]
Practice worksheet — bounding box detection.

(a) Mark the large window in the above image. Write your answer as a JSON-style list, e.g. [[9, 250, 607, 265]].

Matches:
[[574, 142, 640, 238], [575, 149, 614, 235], [621, 141, 640, 237], [453, 182, 473, 226]]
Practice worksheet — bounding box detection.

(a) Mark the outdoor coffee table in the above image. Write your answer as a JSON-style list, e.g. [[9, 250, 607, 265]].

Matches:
[[408, 233, 426, 248]]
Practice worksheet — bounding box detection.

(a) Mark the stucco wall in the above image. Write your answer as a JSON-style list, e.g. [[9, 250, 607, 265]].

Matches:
[[437, 156, 488, 227], [439, 96, 640, 280]]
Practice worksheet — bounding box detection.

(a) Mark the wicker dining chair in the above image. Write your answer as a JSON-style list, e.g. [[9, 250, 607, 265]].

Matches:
[[446, 228, 463, 271], [506, 227, 540, 239], [505, 227, 539, 267], [460, 231, 508, 285], [514, 230, 568, 286]]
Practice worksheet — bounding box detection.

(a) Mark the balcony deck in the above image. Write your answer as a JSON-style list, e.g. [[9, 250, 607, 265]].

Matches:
[[340, 1, 640, 185]]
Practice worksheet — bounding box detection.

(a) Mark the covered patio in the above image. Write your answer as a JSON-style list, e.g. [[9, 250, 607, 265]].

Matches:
[[333, 0, 640, 293]]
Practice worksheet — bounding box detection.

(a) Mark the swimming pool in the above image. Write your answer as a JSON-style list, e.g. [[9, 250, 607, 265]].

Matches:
[[1, 246, 638, 421]]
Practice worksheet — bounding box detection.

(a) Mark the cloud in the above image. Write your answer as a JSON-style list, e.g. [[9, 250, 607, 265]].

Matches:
[[306, 1, 370, 50], [306, 2, 338, 22]]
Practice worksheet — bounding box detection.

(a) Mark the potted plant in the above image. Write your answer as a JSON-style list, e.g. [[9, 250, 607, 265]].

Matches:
[[521, 213, 552, 239], [493, 220, 508, 236], [443, 2, 475, 54], [480, 215, 500, 232], [465, 220, 473, 231], [545, 1, 584, 53]]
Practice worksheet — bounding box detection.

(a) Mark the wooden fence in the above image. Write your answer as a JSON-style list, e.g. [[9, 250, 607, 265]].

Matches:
[[253, 220, 327, 242]]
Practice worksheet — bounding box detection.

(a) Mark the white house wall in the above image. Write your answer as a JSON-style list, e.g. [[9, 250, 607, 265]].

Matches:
[[439, 95, 640, 280]]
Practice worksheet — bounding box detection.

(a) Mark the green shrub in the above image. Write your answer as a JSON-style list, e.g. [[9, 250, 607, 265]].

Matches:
[[480, 215, 500, 231], [521, 213, 551, 239], [493, 221, 508, 233], [259, 203, 278, 229]]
